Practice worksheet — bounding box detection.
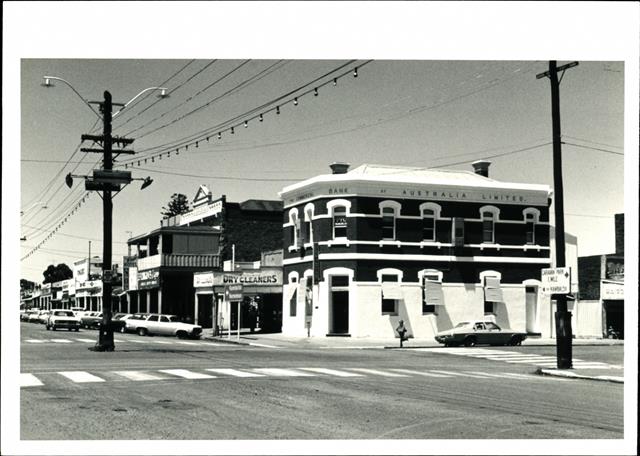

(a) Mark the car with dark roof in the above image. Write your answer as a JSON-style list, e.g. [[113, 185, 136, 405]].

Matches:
[[435, 320, 527, 347]]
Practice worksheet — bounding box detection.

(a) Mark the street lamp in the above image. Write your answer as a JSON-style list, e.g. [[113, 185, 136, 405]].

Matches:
[[112, 87, 169, 118], [44, 77, 168, 352], [42, 76, 102, 119]]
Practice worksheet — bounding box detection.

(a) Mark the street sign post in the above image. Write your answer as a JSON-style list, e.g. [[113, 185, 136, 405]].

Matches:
[[225, 284, 243, 340], [541, 267, 571, 295]]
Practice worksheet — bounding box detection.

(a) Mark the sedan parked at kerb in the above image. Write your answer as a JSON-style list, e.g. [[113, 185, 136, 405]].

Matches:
[[80, 312, 103, 329], [46, 309, 81, 331], [435, 320, 527, 347], [135, 314, 202, 339], [121, 313, 150, 333]]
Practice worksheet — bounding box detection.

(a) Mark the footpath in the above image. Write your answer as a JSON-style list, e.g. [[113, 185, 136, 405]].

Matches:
[[204, 329, 626, 384]]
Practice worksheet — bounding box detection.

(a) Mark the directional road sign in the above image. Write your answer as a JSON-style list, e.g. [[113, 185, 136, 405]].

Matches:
[[541, 267, 571, 295]]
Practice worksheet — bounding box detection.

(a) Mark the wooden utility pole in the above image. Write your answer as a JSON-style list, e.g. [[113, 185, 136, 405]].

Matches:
[[537, 61, 578, 369]]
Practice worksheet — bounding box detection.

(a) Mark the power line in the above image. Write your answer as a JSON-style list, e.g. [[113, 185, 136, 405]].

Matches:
[[561, 141, 624, 156], [21, 223, 129, 244], [431, 141, 552, 169], [562, 135, 622, 150], [134, 166, 303, 182]]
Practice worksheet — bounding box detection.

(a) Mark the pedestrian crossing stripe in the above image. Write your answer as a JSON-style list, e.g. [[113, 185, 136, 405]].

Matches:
[[50, 339, 73, 343], [20, 367, 577, 387], [413, 348, 620, 370]]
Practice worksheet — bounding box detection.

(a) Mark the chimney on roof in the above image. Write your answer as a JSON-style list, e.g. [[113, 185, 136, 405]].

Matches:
[[471, 160, 491, 177], [329, 162, 350, 174]]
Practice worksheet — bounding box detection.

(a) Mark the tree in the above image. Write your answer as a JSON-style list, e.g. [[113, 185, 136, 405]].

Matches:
[[161, 193, 191, 218], [42, 263, 73, 284]]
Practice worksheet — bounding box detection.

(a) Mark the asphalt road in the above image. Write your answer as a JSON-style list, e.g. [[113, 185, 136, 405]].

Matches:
[[19, 322, 624, 440]]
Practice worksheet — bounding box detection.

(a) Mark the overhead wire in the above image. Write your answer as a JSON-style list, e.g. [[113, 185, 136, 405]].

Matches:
[[561, 141, 624, 156]]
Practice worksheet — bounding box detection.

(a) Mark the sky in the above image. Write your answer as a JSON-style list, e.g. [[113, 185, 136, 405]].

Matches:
[[16, 56, 627, 283], [3, 3, 639, 456]]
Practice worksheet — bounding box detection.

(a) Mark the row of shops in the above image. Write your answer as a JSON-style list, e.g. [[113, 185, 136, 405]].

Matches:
[[21, 162, 625, 339]]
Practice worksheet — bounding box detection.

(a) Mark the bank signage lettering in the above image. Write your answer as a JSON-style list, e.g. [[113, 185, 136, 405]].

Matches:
[[138, 269, 160, 290]]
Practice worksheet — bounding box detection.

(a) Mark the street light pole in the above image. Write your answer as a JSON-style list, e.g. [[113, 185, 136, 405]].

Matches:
[[96, 91, 115, 351]]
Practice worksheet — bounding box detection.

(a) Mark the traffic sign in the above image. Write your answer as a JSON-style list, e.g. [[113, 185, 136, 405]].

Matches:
[[541, 267, 571, 295], [225, 284, 244, 301]]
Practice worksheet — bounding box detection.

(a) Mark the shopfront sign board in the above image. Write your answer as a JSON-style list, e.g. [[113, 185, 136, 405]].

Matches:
[[225, 284, 244, 302]]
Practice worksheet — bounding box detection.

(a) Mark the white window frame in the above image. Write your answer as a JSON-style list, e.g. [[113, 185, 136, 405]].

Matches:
[[288, 208, 299, 251], [480, 270, 502, 315], [377, 268, 403, 315], [418, 269, 443, 314], [419, 202, 441, 242], [327, 199, 351, 241], [379, 201, 401, 241], [303, 203, 315, 246], [479, 205, 500, 244]]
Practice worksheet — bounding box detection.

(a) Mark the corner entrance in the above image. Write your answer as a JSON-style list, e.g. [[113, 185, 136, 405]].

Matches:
[[328, 274, 350, 335]]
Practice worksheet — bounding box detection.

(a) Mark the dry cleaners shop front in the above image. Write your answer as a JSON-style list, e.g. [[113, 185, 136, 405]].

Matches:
[[193, 268, 283, 333]]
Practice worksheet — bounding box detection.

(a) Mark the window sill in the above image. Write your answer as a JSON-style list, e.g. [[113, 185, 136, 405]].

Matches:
[[422, 312, 438, 316], [382, 312, 399, 316], [479, 243, 500, 251], [379, 240, 401, 248], [327, 238, 350, 247]]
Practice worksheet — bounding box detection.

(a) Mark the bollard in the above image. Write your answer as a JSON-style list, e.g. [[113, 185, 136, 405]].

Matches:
[[396, 320, 407, 348]]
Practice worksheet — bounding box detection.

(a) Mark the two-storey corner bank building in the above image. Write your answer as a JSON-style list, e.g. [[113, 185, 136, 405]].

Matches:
[[279, 162, 553, 339]]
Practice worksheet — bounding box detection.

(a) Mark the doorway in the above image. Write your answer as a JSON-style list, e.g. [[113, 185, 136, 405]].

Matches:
[[525, 286, 539, 335], [604, 300, 624, 339], [330, 290, 349, 334]]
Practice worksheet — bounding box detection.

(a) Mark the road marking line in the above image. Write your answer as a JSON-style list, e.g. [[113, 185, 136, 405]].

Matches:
[[572, 365, 612, 370], [299, 368, 365, 377], [252, 368, 317, 377], [75, 338, 95, 343], [24, 339, 45, 343], [348, 368, 408, 377], [466, 371, 516, 379], [249, 343, 279, 348], [205, 368, 265, 377], [58, 371, 106, 383], [389, 369, 451, 378], [159, 369, 215, 379], [151, 340, 172, 345], [112, 371, 165, 381], [429, 370, 492, 379], [122, 339, 145, 343], [502, 357, 558, 363], [175, 341, 198, 345], [21, 373, 43, 387], [50, 339, 73, 343]]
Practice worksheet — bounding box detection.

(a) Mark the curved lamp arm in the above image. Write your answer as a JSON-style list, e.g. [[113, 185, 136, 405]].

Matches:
[[42, 76, 103, 119], [112, 87, 169, 118]]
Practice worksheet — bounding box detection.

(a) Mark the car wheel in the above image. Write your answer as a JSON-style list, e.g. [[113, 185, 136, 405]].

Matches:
[[52, 325, 56, 331], [46, 324, 51, 331], [510, 335, 522, 346], [463, 336, 477, 347], [75, 328, 80, 332], [120, 327, 126, 333], [137, 327, 148, 337], [176, 331, 187, 339]]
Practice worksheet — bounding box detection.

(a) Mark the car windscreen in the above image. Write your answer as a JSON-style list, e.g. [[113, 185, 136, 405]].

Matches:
[[454, 322, 470, 328], [54, 311, 74, 317]]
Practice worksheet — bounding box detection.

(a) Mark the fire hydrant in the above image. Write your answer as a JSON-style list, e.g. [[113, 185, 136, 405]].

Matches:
[[396, 320, 408, 348]]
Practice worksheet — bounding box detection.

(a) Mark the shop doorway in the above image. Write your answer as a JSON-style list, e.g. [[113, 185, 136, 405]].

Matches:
[[604, 300, 624, 339], [197, 294, 214, 328], [330, 290, 349, 334]]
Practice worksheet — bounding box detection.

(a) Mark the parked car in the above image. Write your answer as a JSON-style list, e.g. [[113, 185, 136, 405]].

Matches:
[[434, 320, 527, 347], [70, 306, 87, 318], [80, 312, 103, 329], [122, 313, 150, 334], [96, 313, 130, 332], [37, 310, 52, 324], [46, 309, 81, 331], [134, 314, 202, 339], [26, 309, 42, 323]]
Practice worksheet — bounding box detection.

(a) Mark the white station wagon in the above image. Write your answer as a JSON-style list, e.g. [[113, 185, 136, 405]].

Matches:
[[134, 314, 202, 339]]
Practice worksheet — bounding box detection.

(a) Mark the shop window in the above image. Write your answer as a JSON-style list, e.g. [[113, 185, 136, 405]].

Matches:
[[481, 272, 503, 315], [420, 203, 440, 242], [380, 273, 401, 315]]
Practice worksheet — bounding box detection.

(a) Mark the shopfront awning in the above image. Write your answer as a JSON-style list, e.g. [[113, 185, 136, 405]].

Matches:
[[424, 280, 444, 305], [484, 277, 504, 302], [382, 282, 403, 300]]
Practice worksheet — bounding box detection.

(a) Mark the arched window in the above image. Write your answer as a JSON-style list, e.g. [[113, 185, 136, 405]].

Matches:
[[379, 201, 401, 240], [303, 203, 314, 244], [377, 268, 403, 315], [480, 206, 500, 244], [523, 208, 540, 245], [332, 206, 347, 239], [288, 208, 300, 249], [420, 203, 441, 242]]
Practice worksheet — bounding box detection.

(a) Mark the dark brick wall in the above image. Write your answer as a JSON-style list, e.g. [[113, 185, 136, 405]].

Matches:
[[578, 255, 603, 300], [615, 213, 624, 255]]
